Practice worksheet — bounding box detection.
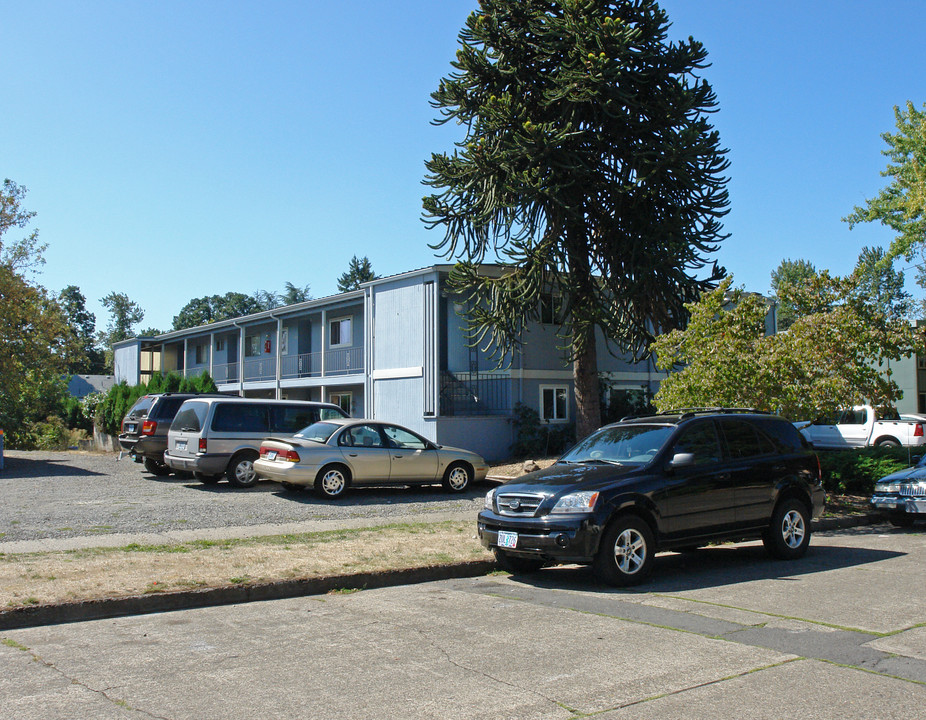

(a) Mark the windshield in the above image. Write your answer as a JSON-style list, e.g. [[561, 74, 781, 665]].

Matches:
[[561, 424, 674, 465], [293, 421, 340, 443]]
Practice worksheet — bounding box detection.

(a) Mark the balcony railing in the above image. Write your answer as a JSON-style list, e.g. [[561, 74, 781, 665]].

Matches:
[[212, 362, 239, 384], [243, 357, 276, 382], [281, 352, 322, 379], [325, 346, 363, 376], [440, 372, 511, 416]]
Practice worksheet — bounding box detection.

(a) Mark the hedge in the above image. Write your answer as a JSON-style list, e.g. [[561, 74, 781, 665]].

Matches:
[[818, 446, 918, 495]]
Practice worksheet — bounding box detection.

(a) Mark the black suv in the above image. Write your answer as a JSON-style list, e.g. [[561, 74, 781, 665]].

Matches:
[[119, 393, 222, 475], [478, 410, 825, 586]]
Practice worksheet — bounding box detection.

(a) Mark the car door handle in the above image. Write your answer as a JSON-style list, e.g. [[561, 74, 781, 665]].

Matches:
[[348, 453, 358, 457]]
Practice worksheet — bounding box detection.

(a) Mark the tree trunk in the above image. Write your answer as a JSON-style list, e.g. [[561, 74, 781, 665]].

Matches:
[[573, 328, 601, 442]]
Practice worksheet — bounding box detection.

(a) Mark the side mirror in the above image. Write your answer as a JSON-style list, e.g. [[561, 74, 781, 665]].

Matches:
[[668, 453, 695, 470]]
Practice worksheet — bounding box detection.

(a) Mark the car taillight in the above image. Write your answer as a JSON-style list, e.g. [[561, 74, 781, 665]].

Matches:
[[199, 438, 207, 453], [282, 449, 300, 462], [916, 424, 924, 438], [141, 420, 157, 436]]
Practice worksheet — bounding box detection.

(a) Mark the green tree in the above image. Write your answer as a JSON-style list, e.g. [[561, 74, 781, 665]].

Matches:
[[58, 285, 106, 373], [0, 178, 47, 275], [172, 292, 262, 330], [423, 0, 729, 439], [282, 281, 312, 304], [337, 256, 378, 292], [0, 181, 72, 444], [652, 275, 921, 420], [99, 292, 144, 369], [845, 101, 926, 262], [852, 246, 910, 321], [253, 289, 282, 311], [770, 258, 816, 331]]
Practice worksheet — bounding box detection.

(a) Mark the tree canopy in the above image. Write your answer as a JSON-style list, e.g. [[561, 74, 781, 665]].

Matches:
[[337, 256, 378, 292], [172, 292, 262, 331], [423, 0, 729, 439], [58, 285, 107, 374], [652, 275, 921, 420], [770, 258, 816, 331], [845, 101, 926, 262], [0, 180, 73, 444]]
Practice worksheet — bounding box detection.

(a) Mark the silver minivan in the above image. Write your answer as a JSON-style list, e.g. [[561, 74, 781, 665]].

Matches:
[[163, 398, 348, 488]]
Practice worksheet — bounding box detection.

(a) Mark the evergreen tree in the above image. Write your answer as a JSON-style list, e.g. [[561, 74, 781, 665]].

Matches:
[[423, 0, 729, 439], [337, 256, 378, 292], [770, 258, 817, 331], [58, 285, 106, 373]]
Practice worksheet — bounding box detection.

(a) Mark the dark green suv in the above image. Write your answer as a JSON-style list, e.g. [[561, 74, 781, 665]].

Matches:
[[478, 410, 825, 586]]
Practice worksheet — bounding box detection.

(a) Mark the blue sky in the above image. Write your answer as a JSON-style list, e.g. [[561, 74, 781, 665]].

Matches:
[[3, 1, 925, 334]]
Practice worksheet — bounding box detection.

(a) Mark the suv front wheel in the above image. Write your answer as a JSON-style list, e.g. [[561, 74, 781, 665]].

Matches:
[[763, 499, 811, 560], [593, 515, 655, 587]]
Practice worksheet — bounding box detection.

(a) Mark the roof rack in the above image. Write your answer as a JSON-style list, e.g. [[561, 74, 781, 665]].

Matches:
[[620, 408, 773, 421]]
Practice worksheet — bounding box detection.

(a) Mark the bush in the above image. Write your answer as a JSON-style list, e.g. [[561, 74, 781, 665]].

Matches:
[[510, 402, 575, 458], [818, 446, 915, 495], [92, 371, 218, 436], [15, 416, 71, 450]]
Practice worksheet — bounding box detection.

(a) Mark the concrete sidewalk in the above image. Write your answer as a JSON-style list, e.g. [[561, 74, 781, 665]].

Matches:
[[2, 524, 924, 720]]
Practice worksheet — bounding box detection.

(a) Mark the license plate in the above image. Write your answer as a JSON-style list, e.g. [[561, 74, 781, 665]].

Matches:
[[266, 451, 278, 461], [497, 531, 518, 549], [176, 440, 187, 451], [127, 423, 136, 433]]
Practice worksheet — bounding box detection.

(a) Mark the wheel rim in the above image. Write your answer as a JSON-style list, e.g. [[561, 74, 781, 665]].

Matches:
[[613, 528, 647, 575], [235, 459, 256, 485], [448, 466, 469, 490], [322, 470, 345, 496], [781, 509, 806, 548]]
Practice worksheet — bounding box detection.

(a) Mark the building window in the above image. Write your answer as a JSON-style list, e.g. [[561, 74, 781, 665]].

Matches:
[[540, 385, 569, 423], [330, 316, 352, 348], [539, 292, 564, 325], [215, 339, 225, 352], [246, 336, 260, 357], [280, 327, 289, 355], [195, 344, 205, 364], [329, 392, 352, 415]]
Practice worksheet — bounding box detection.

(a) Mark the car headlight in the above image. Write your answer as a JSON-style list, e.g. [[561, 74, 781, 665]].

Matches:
[[484, 488, 496, 510], [875, 483, 899, 493], [550, 491, 599, 514]]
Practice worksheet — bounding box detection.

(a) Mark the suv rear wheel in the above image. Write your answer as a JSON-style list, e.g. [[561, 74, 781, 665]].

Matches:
[[143, 457, 170, 476], [593, 515, 655, 587], [763, 499, 811, 559]]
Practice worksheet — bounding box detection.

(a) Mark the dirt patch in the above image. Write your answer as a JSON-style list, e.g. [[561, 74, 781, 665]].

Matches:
[[0, 522, 491, 609]]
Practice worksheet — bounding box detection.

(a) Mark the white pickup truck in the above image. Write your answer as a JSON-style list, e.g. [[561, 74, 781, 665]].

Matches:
[[797, 406, 926, 449]]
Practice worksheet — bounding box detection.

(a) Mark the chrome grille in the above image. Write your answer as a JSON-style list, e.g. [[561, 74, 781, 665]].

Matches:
[[900, 483, 926, 496], [496, 492, 545, 517]]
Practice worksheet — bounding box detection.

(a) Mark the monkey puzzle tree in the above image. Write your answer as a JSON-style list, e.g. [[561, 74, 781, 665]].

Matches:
[[423, 0, 729, 439]]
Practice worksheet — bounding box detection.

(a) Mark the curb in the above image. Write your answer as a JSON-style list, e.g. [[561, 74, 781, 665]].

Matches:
[[0, 560, 498, 631], [0, 513, 887, 632]]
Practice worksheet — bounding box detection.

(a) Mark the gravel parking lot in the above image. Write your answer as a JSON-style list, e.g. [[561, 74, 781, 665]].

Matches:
[[0, 450, 489, 543]]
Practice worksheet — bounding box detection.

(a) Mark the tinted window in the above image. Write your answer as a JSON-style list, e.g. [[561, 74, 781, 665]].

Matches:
[[321, 406, 349, 420], [562, 424, 674, 464], [672, 422, 722, 465], [171, 401, 209, 432], [753, 418, 807, 454], [382, 425, 427, 450], [338, 424, 384, 448], [152, 396, 188, 420], [211, 403, 269, 433], [271, 406, 319, 433], [720, 419, 775, 459], [125, 396, 154, 419]]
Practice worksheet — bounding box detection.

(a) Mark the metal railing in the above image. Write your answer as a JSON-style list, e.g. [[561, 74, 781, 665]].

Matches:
[[281, 352, 322, 379], [325, 346, 363, 376], [439, 372, 511, 416], [243, 357, 276, 382]]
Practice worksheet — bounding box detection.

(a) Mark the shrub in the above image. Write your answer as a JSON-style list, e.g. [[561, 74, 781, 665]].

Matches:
[[510, 402, 575, 458], [818, 446, 914, 495], [15, 416, 71, 450]]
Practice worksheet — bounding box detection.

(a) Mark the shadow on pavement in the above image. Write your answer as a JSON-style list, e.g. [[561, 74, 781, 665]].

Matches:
[[0, 455, 106, 479], [503, 540, 906, 594]]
